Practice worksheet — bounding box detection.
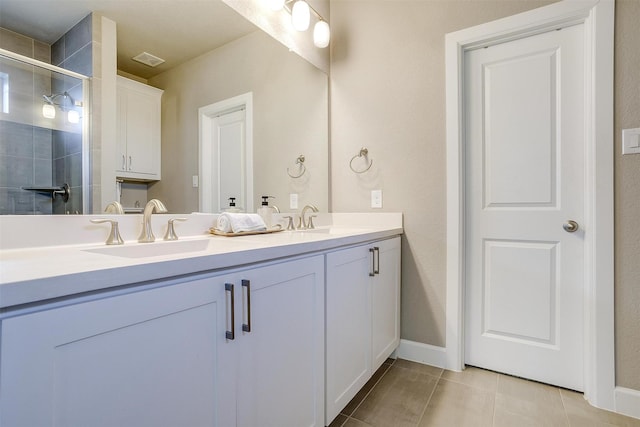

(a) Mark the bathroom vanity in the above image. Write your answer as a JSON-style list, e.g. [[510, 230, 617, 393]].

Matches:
[[0, 213, 402, 427]]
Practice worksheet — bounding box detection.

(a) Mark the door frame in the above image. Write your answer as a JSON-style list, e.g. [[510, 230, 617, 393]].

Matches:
[[445, 0, 614, 410]]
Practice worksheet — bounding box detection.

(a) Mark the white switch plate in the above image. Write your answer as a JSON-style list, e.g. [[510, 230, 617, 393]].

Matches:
[[371, 190, 382, 208], [290, 193, 298, 209], [192, 175, 199, 188], [622, 128, 640, 155]]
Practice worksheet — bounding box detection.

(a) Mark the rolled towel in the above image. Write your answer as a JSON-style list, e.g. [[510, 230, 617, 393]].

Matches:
[[216, 213, 267, 233]]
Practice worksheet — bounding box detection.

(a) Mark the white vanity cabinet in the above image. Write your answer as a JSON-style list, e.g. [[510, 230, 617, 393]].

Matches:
[[0, 255, 325, 427], [116, 76, 162, 181], [325, 236, 401, 423]]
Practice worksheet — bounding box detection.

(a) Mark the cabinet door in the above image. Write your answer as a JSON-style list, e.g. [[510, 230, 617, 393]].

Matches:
[[325, 245, 372, 423], [0, 278, 235, 427], [124, 88, 159, 175], [371, 236, 401, 371], [116, 87, 128, 173], [116, 76, 162, 180], [235, 256, 325, 427]]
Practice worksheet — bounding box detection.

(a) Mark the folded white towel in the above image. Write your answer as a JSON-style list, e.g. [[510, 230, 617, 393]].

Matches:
[[216, 213, 267, 233]]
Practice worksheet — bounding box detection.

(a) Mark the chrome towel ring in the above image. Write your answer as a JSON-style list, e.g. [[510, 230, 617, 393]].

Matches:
[[349, 147, 373, 174], [287, 154, 307, 178]]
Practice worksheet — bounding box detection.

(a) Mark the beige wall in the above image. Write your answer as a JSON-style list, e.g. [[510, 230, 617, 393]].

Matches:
[[614, 0, 640, 391], [330, 0, 640, 389], [148, 30, 328, 214]]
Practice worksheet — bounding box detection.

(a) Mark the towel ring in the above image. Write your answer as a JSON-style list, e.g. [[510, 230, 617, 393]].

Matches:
[[287, 155, 306, 178], [349, 148, 373, 174]]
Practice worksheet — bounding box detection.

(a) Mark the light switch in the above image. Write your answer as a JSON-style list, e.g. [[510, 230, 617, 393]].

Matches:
[[192, 175, 199, 187], [622, 128, 640, 155], [371, 190, 382, 208]]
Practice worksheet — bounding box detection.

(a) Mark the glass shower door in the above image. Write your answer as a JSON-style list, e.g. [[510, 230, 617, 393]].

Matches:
[[0, 51, 88, 214]]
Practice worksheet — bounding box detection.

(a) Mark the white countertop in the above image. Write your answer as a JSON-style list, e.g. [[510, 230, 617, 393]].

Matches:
[[0, 213, 402, 309]]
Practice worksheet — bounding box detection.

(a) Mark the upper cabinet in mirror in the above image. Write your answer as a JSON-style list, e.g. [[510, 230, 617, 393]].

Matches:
[[0, 0, 329, 215]]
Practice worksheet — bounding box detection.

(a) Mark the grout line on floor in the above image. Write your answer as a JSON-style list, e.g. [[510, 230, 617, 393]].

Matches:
[[558, 388, 573, 427], [344, 361, 394, 423], [492, 373, 500, 427], [414, 369, 444, 427]]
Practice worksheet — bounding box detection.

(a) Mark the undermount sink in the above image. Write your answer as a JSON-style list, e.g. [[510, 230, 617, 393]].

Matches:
[[297, 227, 372, 235], [84, 239, 211, 259]]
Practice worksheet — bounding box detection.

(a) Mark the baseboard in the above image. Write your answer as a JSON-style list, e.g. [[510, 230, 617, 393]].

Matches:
[[395, 339, 447, 369], [615, 386, 640, 420]]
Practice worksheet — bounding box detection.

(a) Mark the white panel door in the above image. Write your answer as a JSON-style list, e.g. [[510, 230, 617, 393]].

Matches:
[[215, 110, 246, 211], [464, 24, 585, 391]]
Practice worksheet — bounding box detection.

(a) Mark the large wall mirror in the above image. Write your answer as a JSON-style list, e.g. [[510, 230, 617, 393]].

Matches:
[[0, 0, 328, 215]]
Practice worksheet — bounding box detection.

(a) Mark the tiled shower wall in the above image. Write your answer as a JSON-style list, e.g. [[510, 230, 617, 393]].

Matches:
[[0, 28, 54, 214], [50, 14, 93, 214], [0, 15, 91, 215]]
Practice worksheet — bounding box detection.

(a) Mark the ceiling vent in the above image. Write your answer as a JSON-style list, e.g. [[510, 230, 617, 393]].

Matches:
[[132, 52, 165, 67]]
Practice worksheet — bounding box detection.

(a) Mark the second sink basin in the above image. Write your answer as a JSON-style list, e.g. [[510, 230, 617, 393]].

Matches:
[[84, 238, 211, 259], [297, 227, 373, 235]]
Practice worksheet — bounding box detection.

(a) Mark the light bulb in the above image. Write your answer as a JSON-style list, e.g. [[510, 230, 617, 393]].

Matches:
[[42, 103, 55, 119], [267, 0, 285, 11], [291, 1, 310, 31], [313, 20, 331, 48], [67, 110, 80, 124]]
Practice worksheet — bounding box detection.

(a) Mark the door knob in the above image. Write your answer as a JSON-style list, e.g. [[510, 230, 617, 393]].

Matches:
[[563, 220, 579, 233]]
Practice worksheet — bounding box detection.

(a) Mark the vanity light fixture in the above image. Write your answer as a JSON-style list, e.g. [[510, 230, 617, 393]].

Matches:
[[42, 103, 56, 119], [291, 0, 310, 31], [313, 20, 330, 48], [42, 92, 82, 123], [269, 0, 331, 48]]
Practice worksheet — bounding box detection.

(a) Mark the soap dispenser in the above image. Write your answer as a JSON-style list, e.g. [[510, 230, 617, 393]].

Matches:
[[224, 197, 241, 213], [257, 196, 274, 228]]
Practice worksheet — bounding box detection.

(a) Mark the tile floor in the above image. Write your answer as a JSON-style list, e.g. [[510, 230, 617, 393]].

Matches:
[[328, 358, 640, 427]]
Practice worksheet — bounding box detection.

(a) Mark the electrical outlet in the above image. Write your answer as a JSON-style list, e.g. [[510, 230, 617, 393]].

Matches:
[[290, 193, 299, 209], [371, 190, 382, 208]]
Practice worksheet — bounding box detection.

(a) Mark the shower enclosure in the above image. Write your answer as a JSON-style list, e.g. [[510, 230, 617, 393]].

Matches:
[[0, 48, 89, 215]]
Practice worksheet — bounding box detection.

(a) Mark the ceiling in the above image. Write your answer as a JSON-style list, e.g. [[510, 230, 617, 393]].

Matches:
[[0, 0, 258, 79]]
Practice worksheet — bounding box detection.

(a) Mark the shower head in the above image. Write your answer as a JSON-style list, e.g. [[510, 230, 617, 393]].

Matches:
[[42, 92, 73, 107]]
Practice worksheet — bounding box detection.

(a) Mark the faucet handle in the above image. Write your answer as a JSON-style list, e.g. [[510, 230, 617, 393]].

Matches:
[[282, 215, 296, 231], [91, 219, 124, 245], [307, 215, 318, 229], [164, 218, 187, 241]]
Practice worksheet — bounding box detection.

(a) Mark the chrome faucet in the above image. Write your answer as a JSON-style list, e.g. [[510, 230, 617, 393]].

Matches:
[[138, 199, 168, 243], [300, 204, 319, 229]]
